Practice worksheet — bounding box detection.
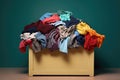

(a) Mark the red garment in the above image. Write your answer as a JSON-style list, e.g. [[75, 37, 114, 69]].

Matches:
[[42, 14, 60, 24], [35, 20, 54, 34], [23, 20, 54, 34], [19, 39, 32, 53], [24, 23, 36, 31], [84, 33, 98, 51], [88, 29, 105, 48]]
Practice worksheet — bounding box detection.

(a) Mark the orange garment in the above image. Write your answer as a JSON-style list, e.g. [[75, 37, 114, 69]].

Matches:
[[76, 21, 105, 49]]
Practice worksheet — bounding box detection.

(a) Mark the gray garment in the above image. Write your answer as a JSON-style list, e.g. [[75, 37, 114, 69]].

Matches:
[[35, 32, 46, 48], [68, 34, 76, 48], [68, 33, 80, 48], [31, 39, 41, 53], [58, 25, 76, 39], [50, 21, 66, 26]]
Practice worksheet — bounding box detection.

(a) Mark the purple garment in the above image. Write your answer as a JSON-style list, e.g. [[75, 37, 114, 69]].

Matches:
[[45, 28, 60, 51]]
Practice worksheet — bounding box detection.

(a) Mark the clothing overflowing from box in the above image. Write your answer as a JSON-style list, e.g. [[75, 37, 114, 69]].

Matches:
[[19, 10, 105, 54]]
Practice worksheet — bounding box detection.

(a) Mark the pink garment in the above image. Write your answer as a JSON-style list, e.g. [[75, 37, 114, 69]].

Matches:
[[42, 14, 60, 24], [19, 39, 32, 53]]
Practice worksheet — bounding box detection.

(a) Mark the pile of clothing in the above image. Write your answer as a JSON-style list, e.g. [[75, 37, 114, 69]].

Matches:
[[19, 10, 105, 54]]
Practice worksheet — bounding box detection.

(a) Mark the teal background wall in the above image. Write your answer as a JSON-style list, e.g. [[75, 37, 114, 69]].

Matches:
[[0, 0, 120, 68]]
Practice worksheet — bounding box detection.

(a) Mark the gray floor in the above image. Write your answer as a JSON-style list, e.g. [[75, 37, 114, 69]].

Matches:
[[0, 68, 120, 80]]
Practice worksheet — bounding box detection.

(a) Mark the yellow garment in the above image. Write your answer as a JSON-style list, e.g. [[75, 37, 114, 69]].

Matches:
[[76, 22, 91, 35]]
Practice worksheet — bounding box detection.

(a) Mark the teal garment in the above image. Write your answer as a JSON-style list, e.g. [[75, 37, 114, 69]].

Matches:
[[59, 37, 70, 53], [57, 10, 72, 21]]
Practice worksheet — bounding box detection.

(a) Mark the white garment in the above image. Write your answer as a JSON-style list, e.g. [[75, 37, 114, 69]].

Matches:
[[20, 32, 37, 40]]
